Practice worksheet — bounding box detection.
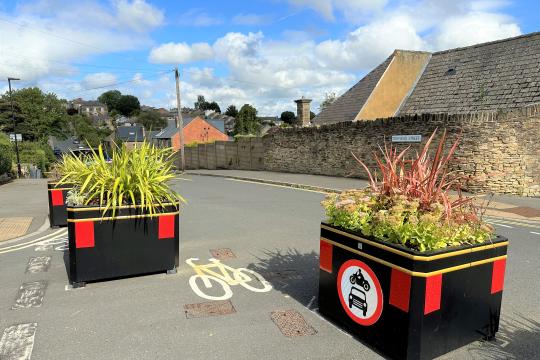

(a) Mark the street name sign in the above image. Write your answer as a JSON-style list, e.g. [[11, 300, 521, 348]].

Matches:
[[391, 134, 422, 143]]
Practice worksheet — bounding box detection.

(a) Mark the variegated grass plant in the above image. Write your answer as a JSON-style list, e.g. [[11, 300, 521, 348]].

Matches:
[[57, 142, 184, 217]]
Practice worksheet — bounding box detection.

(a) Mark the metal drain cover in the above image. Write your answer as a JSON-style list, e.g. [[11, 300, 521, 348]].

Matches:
[[210, 248, 236, 260], [271, 309, 317, 337], [184, 300, 236, 319]]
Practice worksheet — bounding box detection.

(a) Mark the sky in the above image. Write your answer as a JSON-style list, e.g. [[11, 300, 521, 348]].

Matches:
[[0, 0, 538, 116]]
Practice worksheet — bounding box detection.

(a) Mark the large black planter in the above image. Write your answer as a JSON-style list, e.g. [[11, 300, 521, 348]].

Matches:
[[318, 222, 508, 360], [67, 203, 180, 287], [47, 182, 72, 227]]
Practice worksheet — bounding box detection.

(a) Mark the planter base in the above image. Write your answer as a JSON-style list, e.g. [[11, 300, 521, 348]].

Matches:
[[318, 223, 508, 360]]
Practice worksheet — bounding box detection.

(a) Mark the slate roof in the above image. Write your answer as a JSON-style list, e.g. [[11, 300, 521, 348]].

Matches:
[[116, 125, 144, 142], [207, 119, 225, 133], [312, 54, 394, 125], [399, 32, 540, 115], [153, 125, 179, 139]]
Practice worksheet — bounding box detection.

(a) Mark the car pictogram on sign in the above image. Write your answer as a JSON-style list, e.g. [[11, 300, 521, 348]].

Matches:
[[337, 259, 383, 326]]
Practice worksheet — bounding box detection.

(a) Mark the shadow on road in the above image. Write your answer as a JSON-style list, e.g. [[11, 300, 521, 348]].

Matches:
[[466, 314, 540, 359], [247, 248, 320, 308]]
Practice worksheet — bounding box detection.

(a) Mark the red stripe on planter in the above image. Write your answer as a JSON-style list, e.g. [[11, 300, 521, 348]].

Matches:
[[75, 221, 94, 248], [389, 268, 411, 312], [319, 240, 332, 273], [424, 274, 442, 315], [51, 190, 64, 206], [158, 215, 175, 239], [491, 258, 506, 294]]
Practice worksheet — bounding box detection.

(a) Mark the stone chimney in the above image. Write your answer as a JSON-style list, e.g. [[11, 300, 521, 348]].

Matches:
[[294, 97, 312, 127]]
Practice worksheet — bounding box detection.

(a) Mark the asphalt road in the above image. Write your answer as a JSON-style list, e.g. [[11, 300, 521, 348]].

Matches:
[[0, 175, 539, 360]]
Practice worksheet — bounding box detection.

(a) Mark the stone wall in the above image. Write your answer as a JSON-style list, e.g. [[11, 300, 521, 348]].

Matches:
[[263, 106, 540, 196]]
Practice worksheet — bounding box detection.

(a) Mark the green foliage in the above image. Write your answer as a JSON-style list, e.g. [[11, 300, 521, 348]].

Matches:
[[57, 142, 185, 217], [225, 105, 238, 118], [0, 132, 13, 175], [310, 111, 316, 120], [0, 87, 69, 141], [322, 190, 493, 252], [234, 104, 260, 135], [116, 95, 141, 116], [194, 95, 221, 113], [70, 115, 111, 147], [98, 90, 121, 112], [136, 110, 167, 130], [18, 141, 55, 172], [280, 111, 297, 125], [322, 130, 493, 252]]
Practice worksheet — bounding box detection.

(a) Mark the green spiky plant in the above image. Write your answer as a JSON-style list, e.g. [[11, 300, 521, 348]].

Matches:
[[57, 141, 185, 218]]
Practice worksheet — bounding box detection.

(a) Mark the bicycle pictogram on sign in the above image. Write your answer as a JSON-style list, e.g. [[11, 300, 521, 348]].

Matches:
[[186, 258, 272, 300]]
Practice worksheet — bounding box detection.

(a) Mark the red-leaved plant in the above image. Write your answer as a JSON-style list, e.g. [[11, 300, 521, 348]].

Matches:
[[352, 129, 472, 220]]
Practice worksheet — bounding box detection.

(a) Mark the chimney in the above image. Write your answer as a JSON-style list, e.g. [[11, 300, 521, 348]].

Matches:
[[294, 96, 312, 127]]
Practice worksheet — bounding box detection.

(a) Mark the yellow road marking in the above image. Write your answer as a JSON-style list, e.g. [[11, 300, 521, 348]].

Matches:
[[225, 178, 328, 194]]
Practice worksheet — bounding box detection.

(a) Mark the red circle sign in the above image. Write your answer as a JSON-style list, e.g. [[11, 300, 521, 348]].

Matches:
[[337, 259, 383, 326]]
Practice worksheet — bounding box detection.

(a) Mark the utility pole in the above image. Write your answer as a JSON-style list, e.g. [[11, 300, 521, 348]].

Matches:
[[174, 66, 185, 172], [8, 77, 22, 178]]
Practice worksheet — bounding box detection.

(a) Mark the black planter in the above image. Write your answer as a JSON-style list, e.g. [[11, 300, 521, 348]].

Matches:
[[47, 182, 72, 227], [318, 222, 508, 360], [67, 203, 180, 287]]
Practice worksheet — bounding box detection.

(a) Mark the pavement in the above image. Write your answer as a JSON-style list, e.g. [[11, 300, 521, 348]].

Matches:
[[0, 179, 49, 242], [0, 175, 539, 359]]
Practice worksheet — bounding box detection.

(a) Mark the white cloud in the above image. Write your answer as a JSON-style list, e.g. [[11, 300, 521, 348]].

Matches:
[[232, 13, 273, 26], [315, 15, 426, 70], [430, 12, 521, 49], [149, 42, 214, 64], [81, 72, 117, 88], [287, 0, 388, 21], [177, 9, 223, 27], [115, 0, 164, 32]]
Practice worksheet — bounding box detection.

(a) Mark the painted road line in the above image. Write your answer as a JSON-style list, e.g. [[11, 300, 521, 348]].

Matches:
[[12, 281, 48, 310], [531, 232, 540, 236], [486, 218, 540, 229], [0, 229, 66, 254], [0, 323, 37, 360], [225, 178, 327, 194], [34, 234, 68, 252], [487, 221, 513, 229], [25, 256, 51, 274], [485, 217, 540, 227], [174, 177, 193, 181]]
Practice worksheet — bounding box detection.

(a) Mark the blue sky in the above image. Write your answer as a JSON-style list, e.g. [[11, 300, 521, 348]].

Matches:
[[0, 0, 539, 115]]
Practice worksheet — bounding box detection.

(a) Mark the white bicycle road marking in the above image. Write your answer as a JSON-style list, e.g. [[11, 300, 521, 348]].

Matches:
[[186, 257, 272, 301], [34, 234, 68, 252], [0, 229, 66, 254]]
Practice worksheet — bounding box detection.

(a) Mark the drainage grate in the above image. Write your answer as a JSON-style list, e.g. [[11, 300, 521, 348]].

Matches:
[[210, 248, 236, 260], [271, 309, 317, 337], [501, 206, 540, 218], [12, 281, 47, 310], [184, 300, 236, 319], [25, 257, 51, 273]]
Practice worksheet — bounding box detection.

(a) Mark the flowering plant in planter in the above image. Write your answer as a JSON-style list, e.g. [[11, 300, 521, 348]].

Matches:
[[322, 130, 493, 251]]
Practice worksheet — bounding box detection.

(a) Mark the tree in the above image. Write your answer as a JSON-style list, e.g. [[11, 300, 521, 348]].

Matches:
[[98, 90, 122, 112], [310, 111, 316, 120], [234, 104, 260, 135], [319, 92, 337, 112], [194, 95, 208, 110], [136, 110, 167, 130], [116, 95, 140, 116], [225, 105, 238, 118], [206, 101, 221, 113], [280, 111, 297, 125], [69, 115, 112, 147], [0, 87, 69, 141]]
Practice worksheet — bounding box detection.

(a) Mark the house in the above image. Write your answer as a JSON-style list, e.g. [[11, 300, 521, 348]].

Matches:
[[152, 116, 229, 150], [116, 124, 145, 149], [69, 98, 109, 125], [313, 31, 540, 125]]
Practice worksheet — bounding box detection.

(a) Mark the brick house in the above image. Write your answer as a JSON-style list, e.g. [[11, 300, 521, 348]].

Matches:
[[313, 31, 540, 125], [152, 116, 229, 150]]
